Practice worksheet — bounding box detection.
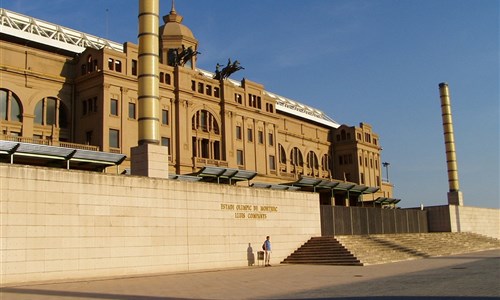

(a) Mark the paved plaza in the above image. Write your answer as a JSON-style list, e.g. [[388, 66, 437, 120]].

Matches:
[[1, 249, 499, 299]]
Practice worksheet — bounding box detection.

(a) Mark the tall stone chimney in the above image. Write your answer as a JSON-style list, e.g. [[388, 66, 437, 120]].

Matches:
[[131, 0, 169, 178], [438, 82, 463, 205]]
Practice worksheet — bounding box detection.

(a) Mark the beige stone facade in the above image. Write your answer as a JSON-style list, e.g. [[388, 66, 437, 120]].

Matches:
[[0, 163, 320, 285], [0, 7, 392, 203]]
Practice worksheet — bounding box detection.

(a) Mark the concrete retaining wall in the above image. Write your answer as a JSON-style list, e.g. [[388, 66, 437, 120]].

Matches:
[[0, 164, 320, 285], [426, 205, 500, 239]]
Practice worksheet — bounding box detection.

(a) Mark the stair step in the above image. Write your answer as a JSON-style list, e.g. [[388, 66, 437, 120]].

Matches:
[[282, 232, 500, 266]]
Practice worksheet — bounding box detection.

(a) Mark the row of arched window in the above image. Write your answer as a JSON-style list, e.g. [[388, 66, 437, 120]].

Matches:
[[279, 144, 331, 171], [0, 88, 68, 128], [188, 108, 332, 176]]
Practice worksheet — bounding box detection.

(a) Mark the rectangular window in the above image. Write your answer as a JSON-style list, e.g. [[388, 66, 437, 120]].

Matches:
[[269, 155, 276, 170], [191, 80, 196, 91], [165, 74, 171, 85], [235, 94, 242, 104], [109, 129, 119, 148], [131, 59, 138, 76], [214, 87, 220, 98], [268, 132, 274, 146], [360, 173, 365, 185], [258, 130, 264, 144], [161, 137, 171, 155], [108, 58, 114, 70], [82, 101, 87, 115], [237, 150, 244, 166], [214, 141, 220, 160], [162, 109, 169, 125], [206, 85, 212, 96], [198, 82, 204, 93], [236, 126, 242, 140], [160, 72, 164, 83], [110, 99, 118, 116], [86, 131, 93, 145], [115, 60, 122, 72], [128, 103, 136, 119], [247, 128, 253, 142]]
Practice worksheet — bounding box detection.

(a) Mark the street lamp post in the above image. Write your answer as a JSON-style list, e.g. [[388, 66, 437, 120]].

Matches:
[[382, 162, 390, 182]]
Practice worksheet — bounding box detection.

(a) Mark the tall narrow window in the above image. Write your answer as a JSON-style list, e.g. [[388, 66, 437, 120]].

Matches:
[[291, 147, 303, 167], [279, 144, 287, 164], [115, 60, 122, 72], [268, 132, 274, 146], [161, 137, 171, 155], [258, 130, 264, 144], [128, 103, 136, 119], [86, 131, 93, 145], [82, 101, 88, 115], [237, 150, 244, 165], [247, 128, 253, 142], [109, 129, 119, 148], [162, 109, 169, 125], [236, 126, 242, 140], [269, 155, 276, 170], [110, 99, 118, 116], [46, 98, 56, 125], [131, 59, 138, 76]]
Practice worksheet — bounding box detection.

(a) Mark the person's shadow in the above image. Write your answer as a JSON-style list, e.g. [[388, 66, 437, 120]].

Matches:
[[247, 243, 255, 266]]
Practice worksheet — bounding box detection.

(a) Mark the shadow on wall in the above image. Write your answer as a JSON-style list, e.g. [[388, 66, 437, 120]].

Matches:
[[247, 243, 255, 266]]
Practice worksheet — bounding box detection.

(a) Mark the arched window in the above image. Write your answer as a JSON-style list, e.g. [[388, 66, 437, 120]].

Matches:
[[279, 144, 287, 164], [0, 89, 22, 122], [34, 97, 68, 128], [191, 109, 221, 160], [290, 147, 303, 167], [307, 151, 319, 169], [322, 154, 331, 171], [192, 109, 219, 134]]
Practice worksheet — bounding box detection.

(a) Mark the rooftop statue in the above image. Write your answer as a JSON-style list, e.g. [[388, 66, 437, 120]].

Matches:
[[214, 58, 244, 80], [168, 45, 200, 67]]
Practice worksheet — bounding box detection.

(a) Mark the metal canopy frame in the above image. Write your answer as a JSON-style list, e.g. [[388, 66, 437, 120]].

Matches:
[[374, 197, 401, 205], [250, 182, 301, 191], [193, 166, 257, 185], [168, 174, 203, 182], [286, 176, 379, 194], [0, 140, 126, 172], [284, 176, 381, 204]]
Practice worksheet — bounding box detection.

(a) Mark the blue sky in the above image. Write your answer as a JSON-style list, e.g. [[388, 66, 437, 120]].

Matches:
[[1, 0, 498, 209]]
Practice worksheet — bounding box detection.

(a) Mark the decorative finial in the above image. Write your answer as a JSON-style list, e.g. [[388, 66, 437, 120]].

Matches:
[[171, 0, 176, 14]]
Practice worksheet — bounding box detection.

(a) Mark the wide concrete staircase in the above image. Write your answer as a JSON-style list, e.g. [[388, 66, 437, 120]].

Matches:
[[282, 236, 362, 266], [282, 232, 500, 266]]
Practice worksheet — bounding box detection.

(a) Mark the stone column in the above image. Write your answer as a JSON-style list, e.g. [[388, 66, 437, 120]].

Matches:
[[439, 82, 463, 205], [131, 0, 168, 178]]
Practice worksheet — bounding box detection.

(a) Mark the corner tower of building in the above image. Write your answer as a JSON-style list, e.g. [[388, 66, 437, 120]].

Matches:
[[159, 1, 199, 69]]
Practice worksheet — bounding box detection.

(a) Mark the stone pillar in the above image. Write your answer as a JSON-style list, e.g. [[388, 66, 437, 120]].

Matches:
[[131, 0, 168, 178], [439, 82, 463, 205]]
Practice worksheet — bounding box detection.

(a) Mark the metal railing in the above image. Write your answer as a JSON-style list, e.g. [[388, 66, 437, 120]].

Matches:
[[1, 135, 99, 151]]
